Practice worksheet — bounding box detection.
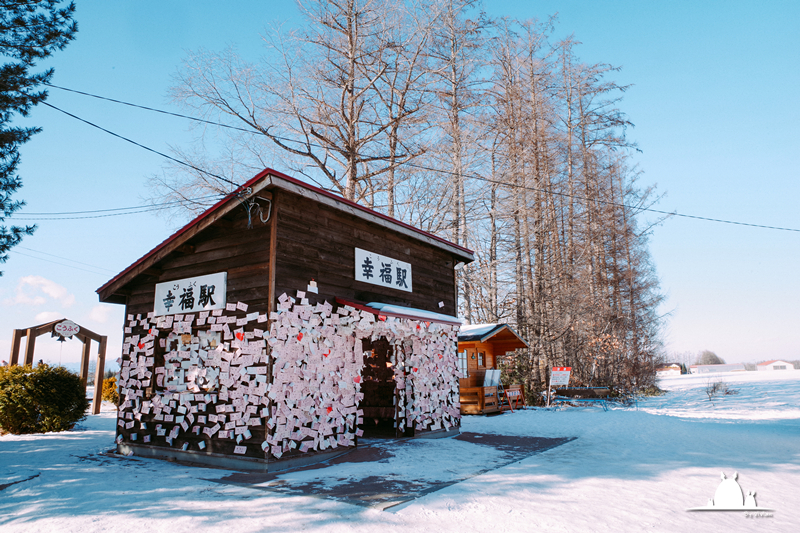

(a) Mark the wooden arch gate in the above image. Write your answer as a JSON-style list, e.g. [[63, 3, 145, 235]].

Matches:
[[8, 318, 108, 415]]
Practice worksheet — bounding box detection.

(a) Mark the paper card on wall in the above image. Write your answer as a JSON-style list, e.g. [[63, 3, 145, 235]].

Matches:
[[225, 303, 236, 312], [212, 309, 223, 316]]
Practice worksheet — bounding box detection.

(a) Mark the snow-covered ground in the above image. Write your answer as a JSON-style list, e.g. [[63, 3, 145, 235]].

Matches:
[[2, 371, 798, 532]]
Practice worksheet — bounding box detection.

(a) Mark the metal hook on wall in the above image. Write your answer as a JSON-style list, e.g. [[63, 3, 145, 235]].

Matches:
[[255, 196, 272, 224]]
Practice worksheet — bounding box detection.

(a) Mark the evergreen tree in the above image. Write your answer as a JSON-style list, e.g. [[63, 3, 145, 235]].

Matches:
[[0, 1, 77, 274]]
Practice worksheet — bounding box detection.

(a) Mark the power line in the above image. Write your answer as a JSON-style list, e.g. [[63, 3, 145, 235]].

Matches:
[[13, 204, 188, 221], [41, 101, 243, 189], [402, 161, 800, 233], [11, 250, 110, 277], [45, 83, 259, 136], [17, 246, 118, 273], [16, 194, 223, 216], [44, 84, 800, 234]]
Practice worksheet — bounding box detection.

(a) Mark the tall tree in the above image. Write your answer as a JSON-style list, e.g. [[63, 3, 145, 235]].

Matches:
[[0, 0, 77, 274]]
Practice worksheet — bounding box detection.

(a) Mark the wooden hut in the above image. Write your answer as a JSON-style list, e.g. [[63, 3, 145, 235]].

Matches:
[[97, 168, 473, 471], [457, 324, 528, 414]]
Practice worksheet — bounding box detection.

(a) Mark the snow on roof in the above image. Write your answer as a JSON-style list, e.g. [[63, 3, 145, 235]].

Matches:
[[458, 323, 499, 337], [366, 302, 462, 325]]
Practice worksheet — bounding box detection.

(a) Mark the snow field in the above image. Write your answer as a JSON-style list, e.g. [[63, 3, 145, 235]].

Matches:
[[0, 371, 798, 532]]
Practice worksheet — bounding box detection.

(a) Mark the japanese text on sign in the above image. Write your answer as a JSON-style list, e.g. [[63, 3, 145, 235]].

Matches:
[[354, 248, 412, 293], [550, 366, 571, 386], [54, 320, 80, 338], [154, 272, 227, 316]]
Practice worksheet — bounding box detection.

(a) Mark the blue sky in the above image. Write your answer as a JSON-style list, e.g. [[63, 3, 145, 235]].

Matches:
[[1, 1, 798, 367]]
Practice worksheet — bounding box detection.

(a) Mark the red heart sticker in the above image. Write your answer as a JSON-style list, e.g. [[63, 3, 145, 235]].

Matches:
[[235, 332, 244, 341], [297, 333, 303, 341], [323, 350, 330, 357], [138, 343, 144, 349], [413, 367, 418, 372], [326, 406, 333, 414], [378, 315, 387, 321], [438, 354, 443, 359], [354, 376, 361, 383]]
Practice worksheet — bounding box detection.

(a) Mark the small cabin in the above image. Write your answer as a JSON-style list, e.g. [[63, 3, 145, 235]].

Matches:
[[655, 363, 682, 377], [757, 360, 795, 371], [456, 323, 528, 414], [689, 363, 745, 374], [97, 168, 474, 471]]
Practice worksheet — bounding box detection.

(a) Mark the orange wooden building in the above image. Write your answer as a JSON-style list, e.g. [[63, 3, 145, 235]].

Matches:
[[457, 324, 528, 414]]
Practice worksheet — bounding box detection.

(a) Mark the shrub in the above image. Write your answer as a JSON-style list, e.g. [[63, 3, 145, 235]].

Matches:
[[102, 376, 119, 404], [705, 379, 739, 401], [0, 364, 90, 434]]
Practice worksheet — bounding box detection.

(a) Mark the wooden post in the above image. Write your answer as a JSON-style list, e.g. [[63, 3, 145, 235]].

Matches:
[[91, 336, 108, 415], [23, 328, 36, 366], [79, 339, 92, 387], [9, 329, 24, 365]]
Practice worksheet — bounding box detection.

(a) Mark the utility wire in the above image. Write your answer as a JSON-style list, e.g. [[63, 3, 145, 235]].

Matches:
[[17, 194, 223, 216], [13, 204, 188, 221], [401, 161, 800, 233], [41, 101, 243, 190], [44, 84, 800, 234], [12, 250, 110, 277], [17, 246, 117, 273]]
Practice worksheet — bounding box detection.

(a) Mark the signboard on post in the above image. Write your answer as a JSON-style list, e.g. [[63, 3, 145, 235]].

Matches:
[[550, 366, 572, 387], [154, 272, 227, 316], [354, 248, 412, 293], [547, 366, 572, 407]]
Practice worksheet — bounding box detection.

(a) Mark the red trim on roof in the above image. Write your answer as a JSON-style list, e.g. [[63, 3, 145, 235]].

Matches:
[[757, 360, 782, 366], [97, 168, 473, 296]]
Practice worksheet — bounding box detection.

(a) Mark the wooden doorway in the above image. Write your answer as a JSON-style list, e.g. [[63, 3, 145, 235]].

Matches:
[[358, 337, 401, 438]]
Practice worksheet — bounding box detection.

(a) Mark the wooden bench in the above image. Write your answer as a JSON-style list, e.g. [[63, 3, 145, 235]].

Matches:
[[552, 387, 612, 411]]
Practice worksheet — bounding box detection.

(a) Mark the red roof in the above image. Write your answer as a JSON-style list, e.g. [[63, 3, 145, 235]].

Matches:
[[97, 168, 473, 297], [757, 360, 783, 366]]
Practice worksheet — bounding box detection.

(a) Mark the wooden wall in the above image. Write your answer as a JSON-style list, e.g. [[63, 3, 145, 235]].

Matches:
[[273, 190, 458, 316], [458, 341, 496, 388]]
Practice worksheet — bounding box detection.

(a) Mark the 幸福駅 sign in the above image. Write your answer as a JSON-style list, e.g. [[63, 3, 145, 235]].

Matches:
[[355, 248, 412, 293], [154, 272, 227, 316]]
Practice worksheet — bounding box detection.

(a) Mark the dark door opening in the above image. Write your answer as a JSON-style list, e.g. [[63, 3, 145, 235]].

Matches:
[[358, 337, 401, 438]]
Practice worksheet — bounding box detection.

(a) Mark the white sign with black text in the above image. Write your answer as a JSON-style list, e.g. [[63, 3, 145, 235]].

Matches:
[[354, 248, 412, 293], [154, 272, 227, 316]]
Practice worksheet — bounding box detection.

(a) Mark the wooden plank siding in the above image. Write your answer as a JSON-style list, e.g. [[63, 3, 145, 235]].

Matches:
[[273, 190, 459, 316]]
